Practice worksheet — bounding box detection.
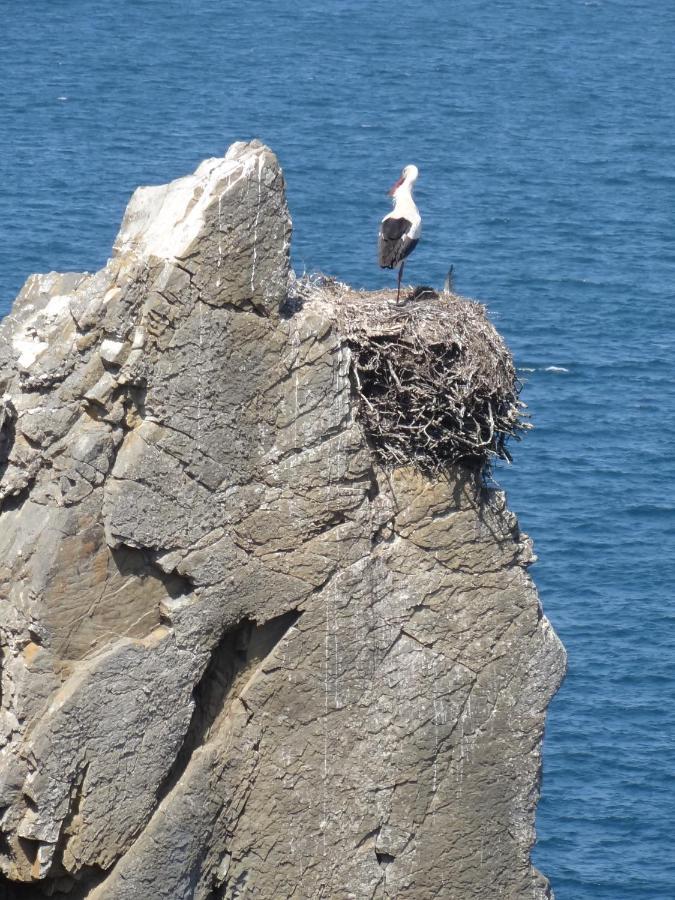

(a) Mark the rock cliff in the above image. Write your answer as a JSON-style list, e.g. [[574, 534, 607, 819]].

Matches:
[[0, 141, 566, 899]]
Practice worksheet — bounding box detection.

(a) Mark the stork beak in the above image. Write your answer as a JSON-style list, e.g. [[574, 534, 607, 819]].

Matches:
[[388, 176, 404, 196]]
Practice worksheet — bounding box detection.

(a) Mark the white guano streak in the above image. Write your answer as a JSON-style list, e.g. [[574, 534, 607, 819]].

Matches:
[[115, 150, 265, 263], [250, 152, 265, 294]]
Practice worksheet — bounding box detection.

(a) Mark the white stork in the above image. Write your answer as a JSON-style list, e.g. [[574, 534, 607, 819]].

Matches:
[[378, 164, 421, 304]]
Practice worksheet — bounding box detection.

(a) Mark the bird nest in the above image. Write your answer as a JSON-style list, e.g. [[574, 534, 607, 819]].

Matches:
[[290, 276, 530, 475]]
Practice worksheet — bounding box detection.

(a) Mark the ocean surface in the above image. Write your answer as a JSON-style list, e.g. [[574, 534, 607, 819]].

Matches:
[[1, 1, 674, 896]]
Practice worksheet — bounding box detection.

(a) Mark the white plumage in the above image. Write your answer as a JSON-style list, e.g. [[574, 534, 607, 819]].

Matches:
[[379, 164, 421, 303]]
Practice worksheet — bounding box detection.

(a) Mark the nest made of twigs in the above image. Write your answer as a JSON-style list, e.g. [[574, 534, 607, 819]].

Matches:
[[290, 275, 530, 475]]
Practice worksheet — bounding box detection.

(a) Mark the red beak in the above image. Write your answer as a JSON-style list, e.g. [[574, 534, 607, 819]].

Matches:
[[388, 176, 404, 196]]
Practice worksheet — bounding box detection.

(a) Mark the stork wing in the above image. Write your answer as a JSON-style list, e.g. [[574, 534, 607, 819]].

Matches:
[[380, 217, 411, 241], [379, 216, 414, 269]]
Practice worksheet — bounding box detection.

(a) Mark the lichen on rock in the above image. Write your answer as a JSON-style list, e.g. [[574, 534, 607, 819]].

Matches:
[[0, 141, 565, 899]]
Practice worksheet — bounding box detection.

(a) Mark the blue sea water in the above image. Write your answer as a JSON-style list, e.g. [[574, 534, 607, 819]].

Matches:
[[1, 1, 674, 897]]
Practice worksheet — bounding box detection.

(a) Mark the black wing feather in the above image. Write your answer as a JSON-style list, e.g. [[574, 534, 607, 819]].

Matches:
[[380, 217, 411, 241], [379, 216, 418, 269]]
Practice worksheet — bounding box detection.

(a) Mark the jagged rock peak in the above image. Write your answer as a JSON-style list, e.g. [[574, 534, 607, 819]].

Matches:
[[0, 142, 565, 899]]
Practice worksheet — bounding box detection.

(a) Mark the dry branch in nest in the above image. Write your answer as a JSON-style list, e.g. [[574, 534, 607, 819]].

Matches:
[[291, 275, 530, 475]]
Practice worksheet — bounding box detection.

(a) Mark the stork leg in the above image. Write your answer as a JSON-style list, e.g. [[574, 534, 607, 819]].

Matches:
[[397, 262, 405, 305]]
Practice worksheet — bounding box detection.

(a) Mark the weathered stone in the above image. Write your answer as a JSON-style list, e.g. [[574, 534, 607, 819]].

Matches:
[[0, 141, 565, 899]]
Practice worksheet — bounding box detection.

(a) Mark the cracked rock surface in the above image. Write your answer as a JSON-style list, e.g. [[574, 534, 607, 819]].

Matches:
[[0, 140, 566, 899]]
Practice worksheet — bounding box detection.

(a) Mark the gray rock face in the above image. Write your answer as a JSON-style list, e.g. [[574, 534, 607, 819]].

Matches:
[[0, 140, 566, 899]]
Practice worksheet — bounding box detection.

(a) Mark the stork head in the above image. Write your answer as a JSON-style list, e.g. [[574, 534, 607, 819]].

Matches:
[[388, 164, 419, 196]]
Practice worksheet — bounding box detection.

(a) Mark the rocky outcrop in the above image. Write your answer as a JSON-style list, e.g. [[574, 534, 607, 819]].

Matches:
[[0, 140, 565, 899]]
